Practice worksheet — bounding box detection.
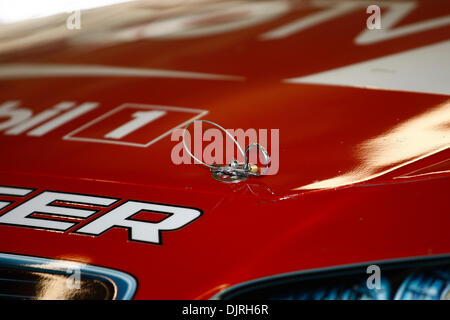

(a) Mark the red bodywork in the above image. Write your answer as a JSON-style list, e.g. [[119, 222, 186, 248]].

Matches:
[[0, 0, 449, 299]]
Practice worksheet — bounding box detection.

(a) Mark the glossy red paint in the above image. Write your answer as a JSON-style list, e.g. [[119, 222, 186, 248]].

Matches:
[[0, 0, 449, 299]]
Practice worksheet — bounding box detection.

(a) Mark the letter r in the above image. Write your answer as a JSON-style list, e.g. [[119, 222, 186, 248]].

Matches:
[[75, 201, 202, 244]]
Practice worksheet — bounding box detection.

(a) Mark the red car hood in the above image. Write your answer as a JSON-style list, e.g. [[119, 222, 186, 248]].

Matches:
[[0, 0, 449, 299]]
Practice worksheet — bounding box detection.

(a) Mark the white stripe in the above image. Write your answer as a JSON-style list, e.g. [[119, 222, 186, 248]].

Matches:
[[0, 63, 244, 81], [0, 202, 10, 210], [260, 2, 361, 40], [0, 186, 33, 196], [286, 40, 450, 96]]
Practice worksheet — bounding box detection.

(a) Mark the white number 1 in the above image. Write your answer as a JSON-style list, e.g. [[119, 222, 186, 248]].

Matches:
[[105, 110, 166, 139]]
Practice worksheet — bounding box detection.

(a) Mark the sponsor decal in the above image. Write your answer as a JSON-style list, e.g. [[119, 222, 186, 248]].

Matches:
[[0, 100, 209, 147], [0, 186, 202, 245]]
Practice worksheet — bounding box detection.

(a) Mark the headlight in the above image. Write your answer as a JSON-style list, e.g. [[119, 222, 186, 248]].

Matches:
[[216, 255, 450, 300], [0, 253, 136, 300]]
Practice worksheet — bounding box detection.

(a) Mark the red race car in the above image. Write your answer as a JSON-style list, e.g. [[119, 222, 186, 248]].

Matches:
[[0, 0, 449, 300]]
